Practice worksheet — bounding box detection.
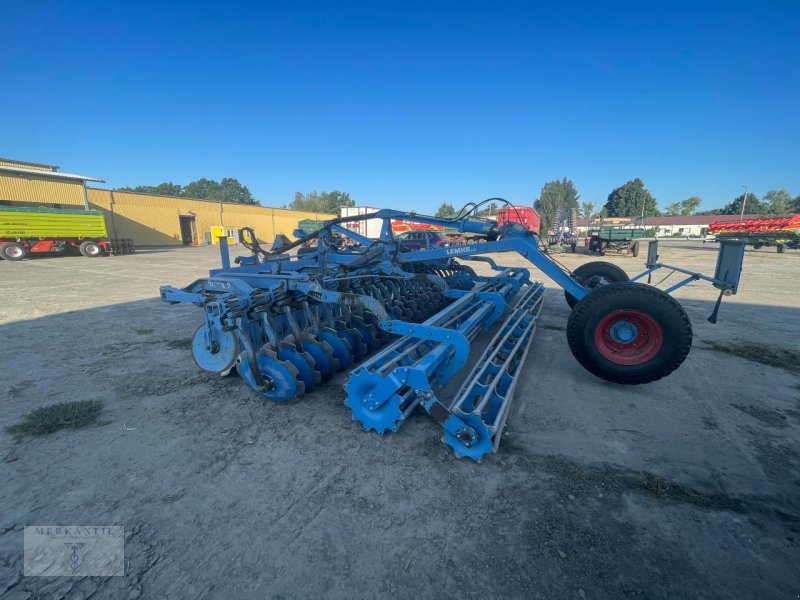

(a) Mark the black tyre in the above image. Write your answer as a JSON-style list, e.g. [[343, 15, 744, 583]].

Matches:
[[1, 242, 26, 261], [631, 240, 640, 257], [565, 261, 630, 308], [777, 244, 785, 254], [566, 282, 692, 385], [80, 241, 103, 257]]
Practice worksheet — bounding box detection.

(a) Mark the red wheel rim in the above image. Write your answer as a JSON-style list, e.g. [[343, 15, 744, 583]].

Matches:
[[594, 309, 664, 365]]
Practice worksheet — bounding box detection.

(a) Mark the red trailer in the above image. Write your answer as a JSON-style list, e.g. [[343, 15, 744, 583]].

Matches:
[[709, 215, 799, 253], [497, 206, 541, 233]]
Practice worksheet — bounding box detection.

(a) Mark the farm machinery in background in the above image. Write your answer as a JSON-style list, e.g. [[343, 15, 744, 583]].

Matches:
[[709, 215, 800, 253], [547, 208, 580, 252], [0, 206, 134, 261], [161, 200, 745, 460], [585, 216, 649, 256]]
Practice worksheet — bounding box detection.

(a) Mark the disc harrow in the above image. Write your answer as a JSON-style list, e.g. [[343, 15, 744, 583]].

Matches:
[[161, 204, 745, 459]]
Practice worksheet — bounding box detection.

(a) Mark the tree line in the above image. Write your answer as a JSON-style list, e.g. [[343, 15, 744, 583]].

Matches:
[[522, 178, 799, 230], [119, 176, 799, 227], [117, 180, 358, 215], [118, 178, 258, 205]]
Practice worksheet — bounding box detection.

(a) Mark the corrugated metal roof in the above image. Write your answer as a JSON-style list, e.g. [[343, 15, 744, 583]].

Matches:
[[0, 165, 104, 182], [0, 157, 58, 170]]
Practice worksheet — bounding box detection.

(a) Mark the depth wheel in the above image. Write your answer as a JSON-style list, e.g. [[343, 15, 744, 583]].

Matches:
[[565, 261, 630, 308], [566, 282, 692, 385]]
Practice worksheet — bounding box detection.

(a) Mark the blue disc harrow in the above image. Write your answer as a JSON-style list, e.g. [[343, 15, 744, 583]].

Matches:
[[162, 204, 745, 460]]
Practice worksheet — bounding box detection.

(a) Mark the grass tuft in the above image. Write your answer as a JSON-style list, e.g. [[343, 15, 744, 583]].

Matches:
[[638, 472, 670, 495], [6, 400, 104, 438]]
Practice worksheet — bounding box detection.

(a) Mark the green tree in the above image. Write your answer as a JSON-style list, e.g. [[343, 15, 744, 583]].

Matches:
[[435, 202, 456, 217], [720, 192, 767, 215], [533, 177, 580, 230], [118, 182, 184, 196], [764, 189, 793, 214], [662, 197, 700, 216], [581, 201, 595, 219], [478, 202, 498, 216], [211, 177, 257, 204], [562, 178, 580, 212], [183, 177, 257, 204], [604, 178, 658, 218], [117, 177, 258, 204], [289, 191, 355, 214], [791, 195, 800, 213], [680, 196, 702, 215]]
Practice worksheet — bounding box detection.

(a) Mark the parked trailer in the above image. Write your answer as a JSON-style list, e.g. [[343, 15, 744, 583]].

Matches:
[[709, 215, 800, 253], [497, 206, 541, 233], [340, 206, 384, 239], [587, 225, 648, 256], [0, 206, 126, 261]]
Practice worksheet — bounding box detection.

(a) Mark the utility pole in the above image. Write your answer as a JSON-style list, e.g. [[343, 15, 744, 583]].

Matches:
[[740, 186, 748, 220]]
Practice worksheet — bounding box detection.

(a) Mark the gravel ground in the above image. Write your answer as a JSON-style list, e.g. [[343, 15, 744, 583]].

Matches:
[[1, 241, 798, 599]]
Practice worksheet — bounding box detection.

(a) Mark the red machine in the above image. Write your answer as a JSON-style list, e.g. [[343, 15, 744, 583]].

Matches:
[[497, 206, 541, 233], [709, 215, 799, 253], [709, 215, 800, 235], [391, 220, 444, 234]]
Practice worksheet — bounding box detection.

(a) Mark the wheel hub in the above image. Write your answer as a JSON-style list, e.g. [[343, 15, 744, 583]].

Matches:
[[594, 309, 664, 366], [609, 321, 638, 343]]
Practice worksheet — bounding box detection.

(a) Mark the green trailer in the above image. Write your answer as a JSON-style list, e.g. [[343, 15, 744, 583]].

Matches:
[[297, 218, 327, 235], [587, 224, 649, 256], [0, 206, 114, 261]]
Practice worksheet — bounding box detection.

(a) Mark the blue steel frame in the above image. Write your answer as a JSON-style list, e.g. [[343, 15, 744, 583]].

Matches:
[[285, 209, 743, 298], [166, 210, 744, 312]]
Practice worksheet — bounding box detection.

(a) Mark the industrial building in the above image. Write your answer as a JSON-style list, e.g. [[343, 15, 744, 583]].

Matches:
[[0, 157, 332, 246]]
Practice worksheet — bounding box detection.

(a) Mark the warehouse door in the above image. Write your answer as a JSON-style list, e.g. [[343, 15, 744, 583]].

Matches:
[[179, 215, 197, 246]]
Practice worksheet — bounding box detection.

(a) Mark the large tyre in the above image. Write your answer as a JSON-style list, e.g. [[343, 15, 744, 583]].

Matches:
[[566, 282, 692, 385], [0, 242, 26, 261], [79, 241, 103, 257], [777, 244, 785, 254], [631, 240, 640, 257], [565, 261, 630, 308]]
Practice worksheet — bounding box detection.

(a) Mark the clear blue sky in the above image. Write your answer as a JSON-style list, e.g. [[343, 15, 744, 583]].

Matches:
[[2, 1, 798, 211]]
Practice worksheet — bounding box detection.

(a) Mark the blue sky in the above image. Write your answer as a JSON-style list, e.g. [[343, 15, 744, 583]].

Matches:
[[2, 1, 798, 211]]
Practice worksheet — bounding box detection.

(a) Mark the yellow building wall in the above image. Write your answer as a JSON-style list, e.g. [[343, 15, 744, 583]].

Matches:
[[86, 188, 332, 246], [0, 173, 86, 207]]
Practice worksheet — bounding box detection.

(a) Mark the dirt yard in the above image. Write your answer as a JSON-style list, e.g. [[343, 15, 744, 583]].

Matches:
[[1, 241, 798, 599]]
